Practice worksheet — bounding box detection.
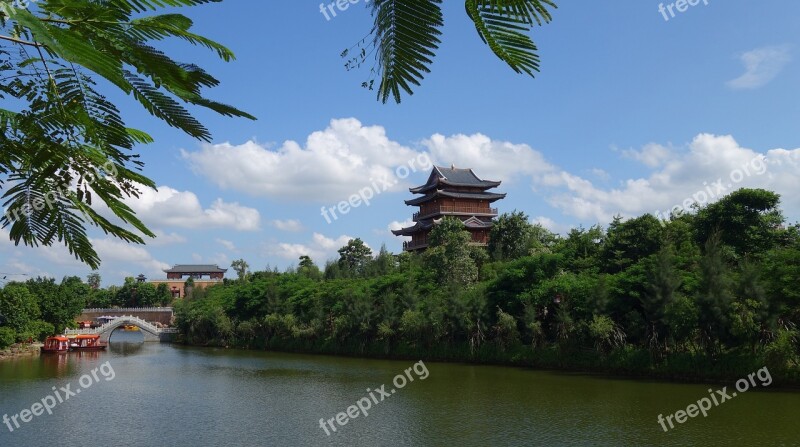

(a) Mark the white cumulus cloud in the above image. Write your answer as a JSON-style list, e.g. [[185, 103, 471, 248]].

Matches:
[[91, 238, 171, 278], [125, 186, 260, 231], [422, 133, 557, 183], [541, 134, 800, 224], [267, 233, 366, 265], [182, 118, 427, 202]]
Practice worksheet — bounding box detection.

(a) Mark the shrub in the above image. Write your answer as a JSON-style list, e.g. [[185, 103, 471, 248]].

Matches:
[[0, 327, 15, 349]]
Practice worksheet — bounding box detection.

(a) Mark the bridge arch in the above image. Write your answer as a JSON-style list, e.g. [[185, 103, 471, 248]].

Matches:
[[100, 316, 162, 343], [67, 316, 177, 343]]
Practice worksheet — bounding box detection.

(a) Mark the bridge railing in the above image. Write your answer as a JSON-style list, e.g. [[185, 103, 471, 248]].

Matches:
[[65, 315, 177, 336]]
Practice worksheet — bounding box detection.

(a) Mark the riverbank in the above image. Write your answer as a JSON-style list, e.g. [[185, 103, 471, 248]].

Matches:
[[176, 336, 800, 388], [0, 342, 42, 360]]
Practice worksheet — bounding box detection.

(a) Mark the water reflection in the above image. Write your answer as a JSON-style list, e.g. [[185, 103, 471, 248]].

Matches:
[[0, 352, 77, 381], [40, 352, 70, 374], [109, 342, 144, 356], [109, 328, 145, 343], [70, 350, 104, 361], [108, 329, 145, 356]]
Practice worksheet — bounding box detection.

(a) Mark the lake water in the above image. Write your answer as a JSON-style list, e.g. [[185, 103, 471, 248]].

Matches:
[[1, 331, 798, 446]]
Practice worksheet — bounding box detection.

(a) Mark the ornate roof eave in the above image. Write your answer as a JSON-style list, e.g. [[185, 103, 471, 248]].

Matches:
[[409, 166, 502, 194], [409, 179, 502, 194], [430, 216, 494, 229], [404, 190, 507, 206], [391, 220, 434, 236]]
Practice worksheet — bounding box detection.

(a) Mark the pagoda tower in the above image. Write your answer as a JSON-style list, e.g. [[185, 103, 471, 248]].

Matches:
[[392, 165, 506, 251]]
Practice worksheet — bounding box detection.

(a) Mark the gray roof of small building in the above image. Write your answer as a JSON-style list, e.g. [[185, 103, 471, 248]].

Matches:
[[164, 264, 228, 273]]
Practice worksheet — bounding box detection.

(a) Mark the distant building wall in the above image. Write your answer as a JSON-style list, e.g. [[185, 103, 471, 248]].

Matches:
[[148, 279, 223, 298], [77, 307, 174, 325]]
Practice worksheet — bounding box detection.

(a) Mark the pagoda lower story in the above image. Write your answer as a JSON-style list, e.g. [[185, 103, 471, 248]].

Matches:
[[392, 166, 505, 251]]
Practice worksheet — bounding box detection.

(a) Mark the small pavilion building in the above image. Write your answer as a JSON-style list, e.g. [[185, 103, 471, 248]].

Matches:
[[149, 264, 227, 298], [392, 166, 505, 251]]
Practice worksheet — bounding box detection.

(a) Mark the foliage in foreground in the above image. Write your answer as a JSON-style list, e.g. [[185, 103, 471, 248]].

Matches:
[[0, 0, 254, 268], [351, 0, 558, 103]]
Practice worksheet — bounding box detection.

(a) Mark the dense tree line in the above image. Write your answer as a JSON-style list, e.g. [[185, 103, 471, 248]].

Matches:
[[83, 277, 172, 310], [0, 274, 172, 349], [0, 277, 88, 348], [174, 188, 800, 381]]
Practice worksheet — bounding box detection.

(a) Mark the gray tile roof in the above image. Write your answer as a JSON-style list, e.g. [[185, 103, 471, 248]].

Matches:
[[405, 190, 506, 206], [410, 166, 501, 193], [391, 216, 494, 236], [391, 220, 434, 236], [164, 264, 228, 273]]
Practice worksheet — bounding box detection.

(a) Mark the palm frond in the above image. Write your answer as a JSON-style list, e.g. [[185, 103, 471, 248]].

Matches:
[[466, 0, 556, 76], [370, 0, 444, 103], [0, 0, 253, 267]]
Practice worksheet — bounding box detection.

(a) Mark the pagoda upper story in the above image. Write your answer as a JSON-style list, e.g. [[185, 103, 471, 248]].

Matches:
[[392, 166, 506, 251]]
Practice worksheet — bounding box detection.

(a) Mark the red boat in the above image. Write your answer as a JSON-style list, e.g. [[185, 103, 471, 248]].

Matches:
[[70, 334, 108, 351], [41, 336, 71, 354]]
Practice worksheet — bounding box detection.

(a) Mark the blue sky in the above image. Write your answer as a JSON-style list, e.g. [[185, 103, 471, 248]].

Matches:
[[2, 0, 800, 286]]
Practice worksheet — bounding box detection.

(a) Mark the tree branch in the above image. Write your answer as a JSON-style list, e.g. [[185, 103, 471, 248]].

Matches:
[[0, 34, 43, 47]]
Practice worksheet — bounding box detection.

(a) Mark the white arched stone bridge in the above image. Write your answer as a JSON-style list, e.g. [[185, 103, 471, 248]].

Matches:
[[65, 316, 178, 343]]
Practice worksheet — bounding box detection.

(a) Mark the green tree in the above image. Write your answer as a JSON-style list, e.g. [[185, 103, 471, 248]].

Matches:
[[115, 277, 158, 307], [0, 326, 15, 348], [588, 314, 625, 353], [366, 244, 396, 277], [231, 259, 250, 281], [601, 214, 663, 274], [86, 272, 101, 290], [697, 232, 734, 352], [763, 246, 800, 321], [156, 283, 172, 306], [426, 217, 479, 286], [556, 225, 605, 273], [337, 238, 373, 276], [352, 0, 558, 103], [0, 282, 40, 335], [134, 283, 160, 307], [489, 210, 535, 261], [0, 0, 254, 268], [694, 189, 784, 259], [298, 255, 322, 280], [184, 276, 195, 299], [664, 294, 699, 349], [642, 246, 681, 349], [86, 287, 116, 308], [27, 276, 87, 333]]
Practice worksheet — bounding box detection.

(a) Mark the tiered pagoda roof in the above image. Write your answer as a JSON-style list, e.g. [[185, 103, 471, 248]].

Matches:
[[391, 166, 505, 250], [405, 190, 506, 206], [409, 166, 502, 194]]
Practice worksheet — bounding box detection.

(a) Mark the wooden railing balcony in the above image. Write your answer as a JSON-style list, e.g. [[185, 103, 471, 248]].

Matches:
[[413, 206, 498, 221], [403, 240, 429, 251]]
